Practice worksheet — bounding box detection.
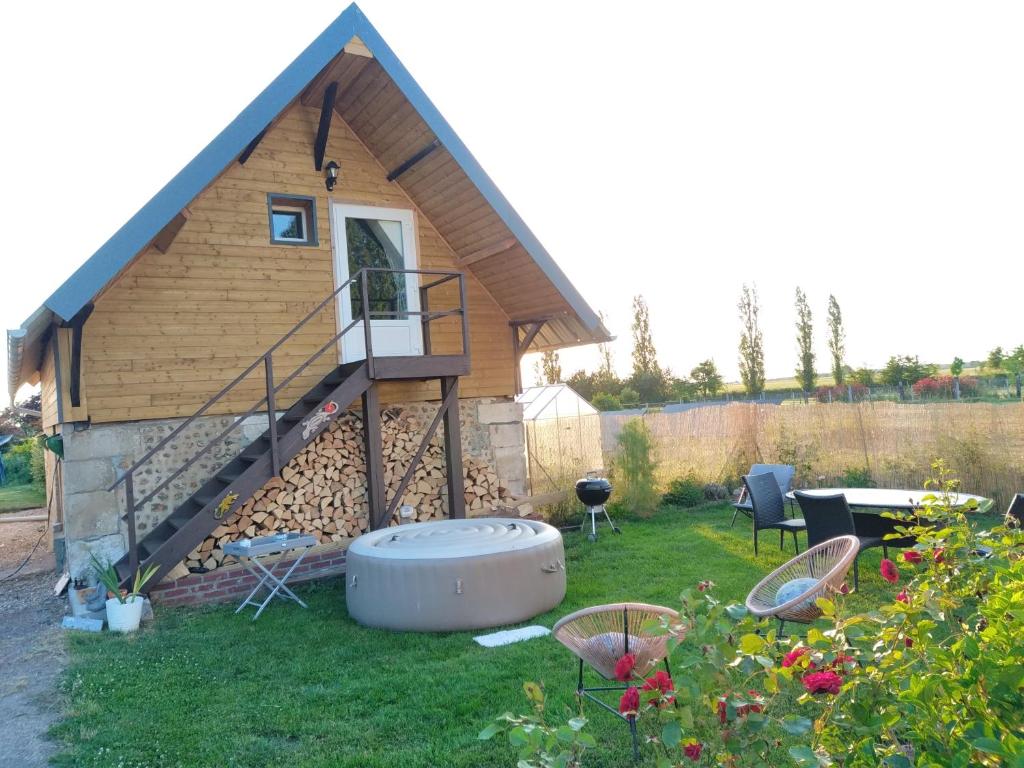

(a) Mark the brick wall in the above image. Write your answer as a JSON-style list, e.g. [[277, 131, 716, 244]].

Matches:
[[150, 541, 348, 607]]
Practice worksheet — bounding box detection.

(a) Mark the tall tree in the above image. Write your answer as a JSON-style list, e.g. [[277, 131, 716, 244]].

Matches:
[[0, 393, 42, 436], [850, 367, 875, 386], [1003, 346, 1024, 376], [987, 346, 1005, 371], [690, 359, 724, 399], [630, 295, 660, 379], [538, 350, 562, 385], [880, 355, 935, 387], [737, 284, 766, 396], [826, 295, 845, 385], [794, 287, 816, 394]]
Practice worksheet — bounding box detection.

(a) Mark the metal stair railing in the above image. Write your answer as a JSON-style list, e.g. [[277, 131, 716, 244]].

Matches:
[[107, 267, 467, 575]]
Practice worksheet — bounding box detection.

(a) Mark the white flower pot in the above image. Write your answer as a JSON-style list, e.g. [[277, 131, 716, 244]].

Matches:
[[106, 595, 144, 633]]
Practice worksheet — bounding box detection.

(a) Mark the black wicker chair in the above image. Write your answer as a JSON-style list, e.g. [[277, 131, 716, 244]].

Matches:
[[794, 491, 887, 591], [1006, 493, 1024, 527], [743, 472, 806, 555], [731, 464, 796, 527]]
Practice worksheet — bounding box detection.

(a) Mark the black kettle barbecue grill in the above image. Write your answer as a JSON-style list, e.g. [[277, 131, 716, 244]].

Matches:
[[574, 476, 618, 541]]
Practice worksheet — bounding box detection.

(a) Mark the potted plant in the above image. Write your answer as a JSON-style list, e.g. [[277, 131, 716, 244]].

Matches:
[[90, 554, 158, 633]]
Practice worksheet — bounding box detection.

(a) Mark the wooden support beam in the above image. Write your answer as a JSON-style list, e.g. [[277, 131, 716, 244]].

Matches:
[[314, 81, 338, 172], [460, 237, 517, 266], [386, 138, 441, 182], [385, 379, 460, 520], [238, 128, 268, 165], [510, 319, 546, 394], [441, 377, 465, 519], [517, 321, 546, 353], [60, 303, 94, 408], [151, 208, 192, 254], [362, 384, 387, 530]]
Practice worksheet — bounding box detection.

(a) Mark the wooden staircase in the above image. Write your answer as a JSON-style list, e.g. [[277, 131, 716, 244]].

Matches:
[[113, 361, 371, 585], [107, 267, 470, 590]]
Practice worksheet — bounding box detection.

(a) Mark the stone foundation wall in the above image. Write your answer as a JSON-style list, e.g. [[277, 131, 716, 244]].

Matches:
[[58, 414, 269, 579], [57, 396, 525, 578]]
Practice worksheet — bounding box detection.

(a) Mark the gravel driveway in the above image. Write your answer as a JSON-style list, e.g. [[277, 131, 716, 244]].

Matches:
[[0, 519, 65, 767]]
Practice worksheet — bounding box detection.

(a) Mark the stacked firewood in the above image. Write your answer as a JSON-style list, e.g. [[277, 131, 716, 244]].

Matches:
[[183, 408, 513, 572]]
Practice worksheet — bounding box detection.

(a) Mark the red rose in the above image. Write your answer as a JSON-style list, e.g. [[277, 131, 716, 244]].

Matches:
[[838, 582, 850, 595], [880, 558, 900, 584], [801, 670, 843, 695], [905, 637, 913, 648], [614, 653, 636, 682], [782, 647, 814, 669], [641, 670, 675, 705], [683, 741, 703, 761], [933, 548, 945, 564], [896, 589, 909, 604], [641, 670, 673, 694], [619, 686, 640, 715], [902, 550, 922, 564], [717, 697, 728, 724]]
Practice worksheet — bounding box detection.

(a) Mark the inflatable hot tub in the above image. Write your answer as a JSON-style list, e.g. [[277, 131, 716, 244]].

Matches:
[[345, 518, 566, 632]]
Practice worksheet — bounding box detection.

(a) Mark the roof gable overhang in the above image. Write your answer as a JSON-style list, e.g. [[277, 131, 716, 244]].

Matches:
[[7, 3, 610, 401]]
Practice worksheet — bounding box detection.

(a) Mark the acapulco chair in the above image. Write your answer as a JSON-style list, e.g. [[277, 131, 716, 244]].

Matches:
[[745, 535, 859, 636], [553, 602, 683, 760]]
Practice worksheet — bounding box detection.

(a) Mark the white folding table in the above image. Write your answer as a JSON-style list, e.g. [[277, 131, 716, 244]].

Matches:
[[223, 533, 318, 620]]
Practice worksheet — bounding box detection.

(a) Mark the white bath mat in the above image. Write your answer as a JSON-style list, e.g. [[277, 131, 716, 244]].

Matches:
[[473, 625, 550, 648]]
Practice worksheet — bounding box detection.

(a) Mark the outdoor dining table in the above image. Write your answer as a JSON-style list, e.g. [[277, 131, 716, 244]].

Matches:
[[786, 488, 994, 547]]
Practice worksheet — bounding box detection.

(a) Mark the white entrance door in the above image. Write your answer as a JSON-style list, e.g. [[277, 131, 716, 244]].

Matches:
[[330, 203, 423, 362]]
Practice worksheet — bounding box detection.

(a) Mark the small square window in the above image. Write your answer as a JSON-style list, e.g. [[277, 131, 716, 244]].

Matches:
[[268, 194, 318, 246]]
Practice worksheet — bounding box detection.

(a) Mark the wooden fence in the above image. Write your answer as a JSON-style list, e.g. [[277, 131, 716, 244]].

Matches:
[[560, 401, 1024, 511]]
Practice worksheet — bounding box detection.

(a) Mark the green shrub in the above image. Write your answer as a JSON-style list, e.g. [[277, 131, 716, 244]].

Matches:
[[538, 493, 582, 528], [590, 392, 622, 411], [662, 475, 704, 508], [2, 440, 36, 486], [840, 465, 874, 488], [612, 420, 659, 516], [773, 424, 819, 487], [30, 438, 45, 486], [619, 387, 640, 406]]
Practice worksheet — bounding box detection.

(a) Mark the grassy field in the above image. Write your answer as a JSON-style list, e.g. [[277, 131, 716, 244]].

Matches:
[[721, 365, 985, 394], [51, 503, 901, 768], [0, 483, 45, 513]]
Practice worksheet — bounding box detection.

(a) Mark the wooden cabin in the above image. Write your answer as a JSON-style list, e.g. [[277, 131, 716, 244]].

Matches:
[[4, 4, 609, 594]]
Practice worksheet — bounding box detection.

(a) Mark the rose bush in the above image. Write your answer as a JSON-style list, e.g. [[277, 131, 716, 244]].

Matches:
[[814, 383, 868, 403], [912, 375, 979, 399], [483, 460, 1024, 766]]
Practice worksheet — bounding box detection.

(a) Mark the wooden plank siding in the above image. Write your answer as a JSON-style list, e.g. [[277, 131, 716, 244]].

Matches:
[[78, 103, 515, 424], [40, 336, 59, 430]]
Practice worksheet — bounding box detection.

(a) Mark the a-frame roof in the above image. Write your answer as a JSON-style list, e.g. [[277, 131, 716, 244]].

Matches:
[[7, 3, 610, 399]]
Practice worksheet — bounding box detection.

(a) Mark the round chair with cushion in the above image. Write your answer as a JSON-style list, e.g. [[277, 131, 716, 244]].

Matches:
[[553, 602, 683, 760], [745, 535, 859, 634]]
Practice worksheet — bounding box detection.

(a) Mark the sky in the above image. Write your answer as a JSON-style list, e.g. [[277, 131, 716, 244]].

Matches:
[[3, 1, 1024, 402]]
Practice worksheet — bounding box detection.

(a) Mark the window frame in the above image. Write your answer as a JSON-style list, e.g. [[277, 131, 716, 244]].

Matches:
[[267, 194, 319, 246]]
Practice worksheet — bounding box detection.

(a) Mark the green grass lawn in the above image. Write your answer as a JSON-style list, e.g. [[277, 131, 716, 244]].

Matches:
[[0, 483, 45, 513], [52, 503, 896, 768]]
